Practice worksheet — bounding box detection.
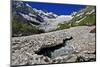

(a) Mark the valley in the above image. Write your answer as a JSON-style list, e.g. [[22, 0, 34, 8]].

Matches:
[[11, 0, 96, 66]]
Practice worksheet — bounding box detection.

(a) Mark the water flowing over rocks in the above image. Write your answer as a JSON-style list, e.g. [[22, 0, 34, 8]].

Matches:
[[11, 26, 96, 66]]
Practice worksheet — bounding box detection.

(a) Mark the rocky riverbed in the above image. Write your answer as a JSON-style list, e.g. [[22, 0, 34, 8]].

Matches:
[[11, 26, 96, 66]]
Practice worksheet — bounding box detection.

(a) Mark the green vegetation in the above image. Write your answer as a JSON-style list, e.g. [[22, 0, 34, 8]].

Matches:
[[12, 20, 45, 37], [78, 13, 96, 26], [57, 22, 71, 30], [57, 12, 96, 30]]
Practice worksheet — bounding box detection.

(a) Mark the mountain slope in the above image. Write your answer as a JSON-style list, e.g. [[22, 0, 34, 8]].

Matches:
[[70, 6, 96, 26], [12, 1, 73, 36], [57, 6, 96, 30]]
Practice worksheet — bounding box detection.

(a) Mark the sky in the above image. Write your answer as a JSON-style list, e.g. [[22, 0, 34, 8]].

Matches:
[[25, 2, 86, 15]]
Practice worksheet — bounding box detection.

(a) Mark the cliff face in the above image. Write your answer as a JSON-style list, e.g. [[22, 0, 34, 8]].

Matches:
[[11, 26, 96, 65]]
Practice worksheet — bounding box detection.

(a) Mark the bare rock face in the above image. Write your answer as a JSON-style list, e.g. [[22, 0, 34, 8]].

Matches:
[[11, 26, 96, 66]]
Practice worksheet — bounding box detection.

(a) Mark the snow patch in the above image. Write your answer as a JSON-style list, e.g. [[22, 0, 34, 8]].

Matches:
[[26, 3, 32, 8]]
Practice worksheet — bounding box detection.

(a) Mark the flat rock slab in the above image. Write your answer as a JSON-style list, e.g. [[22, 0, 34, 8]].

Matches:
[[11, 26, 96, 65]]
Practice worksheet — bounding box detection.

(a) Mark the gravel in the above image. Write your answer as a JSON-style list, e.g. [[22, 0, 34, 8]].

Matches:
[[11, 26, 96, 66]]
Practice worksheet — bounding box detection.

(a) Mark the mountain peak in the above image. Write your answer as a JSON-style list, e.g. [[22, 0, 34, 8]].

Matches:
[[12, 1, 73, 31]]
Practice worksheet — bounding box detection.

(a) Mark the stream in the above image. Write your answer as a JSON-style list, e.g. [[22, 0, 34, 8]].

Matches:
[[51, 40, 74, 59], [36, 37, 74, 59]]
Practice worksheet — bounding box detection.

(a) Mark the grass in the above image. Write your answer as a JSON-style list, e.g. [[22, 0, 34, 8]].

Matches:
[[57, 22, 71, 30]]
